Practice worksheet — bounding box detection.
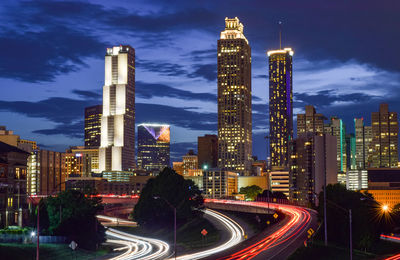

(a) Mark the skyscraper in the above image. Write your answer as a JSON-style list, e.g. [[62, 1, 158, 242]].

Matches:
[[137, 124, 170, 172], [324, 117, 347, 174], [289, 133, 337, 205], [354, 118, 372, 169], [296, 105, 325, 136], [99, 45, 135, 172], [198, 134, 218, 169], [370, 103, 398, 168], [85, 105, 102, 148], [268, 48, 293, 168], [217, 17, 252, 175]]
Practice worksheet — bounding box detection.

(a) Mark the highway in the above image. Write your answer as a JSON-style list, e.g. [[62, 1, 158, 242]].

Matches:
[[173, 209, 244, 260], [206, 200, 318, 260], [105, 228, 170, 260]]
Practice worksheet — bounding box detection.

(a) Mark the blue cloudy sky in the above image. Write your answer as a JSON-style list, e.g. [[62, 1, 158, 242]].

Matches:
[[1, 0, 400, 161]]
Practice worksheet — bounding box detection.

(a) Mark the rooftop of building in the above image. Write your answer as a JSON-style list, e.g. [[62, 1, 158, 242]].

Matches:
[[0, 141, 30, 155]]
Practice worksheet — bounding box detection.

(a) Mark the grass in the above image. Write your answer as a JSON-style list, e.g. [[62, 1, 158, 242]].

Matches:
[[114, 216, 220, 252], [289, 239, 400, 260], [0, 243, 113, 260]]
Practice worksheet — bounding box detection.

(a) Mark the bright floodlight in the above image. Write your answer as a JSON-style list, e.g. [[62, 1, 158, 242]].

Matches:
[[382, 204, 389, 212], [31, 231, 36, 237]]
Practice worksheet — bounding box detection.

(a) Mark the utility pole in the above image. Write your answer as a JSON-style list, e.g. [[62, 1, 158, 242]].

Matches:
[[37, 204, 39, 260], [349, 209, 352, 260], [323, 134, 328, 246]]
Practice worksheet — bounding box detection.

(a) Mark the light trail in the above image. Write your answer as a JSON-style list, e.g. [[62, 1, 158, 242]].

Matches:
[[106, 228, 170, 260], [205, 200, 312, 260], [172, 209, 244, 260], [385, 253, 400, 260], [97, 215, 137, 226]]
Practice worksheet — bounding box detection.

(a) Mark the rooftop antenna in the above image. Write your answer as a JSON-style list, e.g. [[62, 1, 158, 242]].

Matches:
[[279, 21, 283, 49]]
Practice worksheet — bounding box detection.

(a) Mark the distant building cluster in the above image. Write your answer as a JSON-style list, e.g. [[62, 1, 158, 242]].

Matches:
[[1, 17, 399, 228]]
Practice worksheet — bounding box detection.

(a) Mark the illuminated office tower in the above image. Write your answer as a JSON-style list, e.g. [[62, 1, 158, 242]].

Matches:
[[217, 17, 252, 175], [325, 117, 347, 174], [137, 124, 170, 172], [85, 105, 102, 148], [268, 48, 293, 168], [99, 45, 135, 172], [297, 105, 325, 136], [354, 118, 372, 169], [370, 103, 398, 168]]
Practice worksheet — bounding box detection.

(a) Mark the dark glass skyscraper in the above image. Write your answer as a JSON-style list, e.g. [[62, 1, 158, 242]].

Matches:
[[217, 17, 252, 176], [268, 48, 293, 168], [137, 124, 170, 172], [84, 105, 102, 148]]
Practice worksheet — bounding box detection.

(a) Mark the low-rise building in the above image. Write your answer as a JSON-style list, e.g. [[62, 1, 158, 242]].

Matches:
[[0, 141, 30, 228], [203, 169, 238, 198]]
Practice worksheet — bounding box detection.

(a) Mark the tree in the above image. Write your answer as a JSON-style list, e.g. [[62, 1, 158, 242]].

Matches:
[[133, 168, 203, 228], [317, 183, 389, 251], [45, 190, 105, 250], [239, 185, 263, 201]]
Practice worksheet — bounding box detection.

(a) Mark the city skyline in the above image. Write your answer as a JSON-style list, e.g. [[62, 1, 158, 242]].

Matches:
[[1, 1, 400, 162]]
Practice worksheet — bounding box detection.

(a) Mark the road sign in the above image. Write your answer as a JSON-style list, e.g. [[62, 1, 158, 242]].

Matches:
[[307, 228, 314, 238], [273, 213, 278, 219], [201, 229, 208, 236], [69, 241, 78, 251]]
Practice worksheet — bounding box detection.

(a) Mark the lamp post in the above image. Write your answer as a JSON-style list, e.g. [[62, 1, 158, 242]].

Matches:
[[325, 199, 353, 260], [154, 196, 176, 260]]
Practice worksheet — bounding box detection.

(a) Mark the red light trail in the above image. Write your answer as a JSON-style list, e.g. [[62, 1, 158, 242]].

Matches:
[[205, 200, 313, 260]]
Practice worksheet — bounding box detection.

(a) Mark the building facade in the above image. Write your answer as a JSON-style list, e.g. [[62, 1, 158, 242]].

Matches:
[[64, 146, 100, 177], [28, 150, 65, 195], [85, 105, 102, 148], [203, 169, 238, 198], [182, 150, 198, 176], [198, 134, 218, 169], [217, 17, 252, 176], [370, 103, 398, 168], [346, 170, 368, 191], [366, 168, 400, 207], [289, 134, 337, 205], [99, 45, 135, 172], [324, 117, 347, 174], [354, 118, 372, 170], [0, 142, 29, 228], [268, 48, 293, 168], [137, 124, 170, 172], [297, 105, 325, 135]]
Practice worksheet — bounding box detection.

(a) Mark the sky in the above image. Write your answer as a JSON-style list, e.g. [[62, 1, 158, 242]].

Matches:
[[1, 0, 400, 162]]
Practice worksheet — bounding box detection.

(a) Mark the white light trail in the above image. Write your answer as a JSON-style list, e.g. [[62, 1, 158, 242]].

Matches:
[[106, 228, 170, 260], [173, 209, 244, 260]]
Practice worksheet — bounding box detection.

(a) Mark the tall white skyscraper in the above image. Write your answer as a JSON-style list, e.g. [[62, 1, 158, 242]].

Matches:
[[99, 45, 135, 171]]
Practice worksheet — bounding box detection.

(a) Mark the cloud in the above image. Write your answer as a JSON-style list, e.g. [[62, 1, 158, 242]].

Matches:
[[72, 90, 102, 100], [136, 59, 188, 77], [136, 81, 216, 102], [188, 64, 217, 82], [294, 90, 376, 109], [33, 121, 84, 139], [0, 26, 106, 82]]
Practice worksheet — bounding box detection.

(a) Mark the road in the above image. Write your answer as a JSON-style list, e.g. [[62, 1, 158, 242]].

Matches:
[[105, 228, 170, 260], [101, 209, 244, 260], [205, 200, 318, 260], [173, 209, 244, 260]]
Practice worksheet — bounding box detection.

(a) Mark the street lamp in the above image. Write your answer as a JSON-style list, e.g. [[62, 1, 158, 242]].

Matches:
[[382, 204, 390, 213], [153, 196, 176, 260]]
